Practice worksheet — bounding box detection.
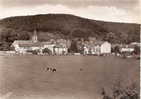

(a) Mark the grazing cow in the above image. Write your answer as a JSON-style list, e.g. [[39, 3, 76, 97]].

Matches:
[[46, 67, 50, 71], [49, 68, 53, 71], [46, 67, 56, 72], [52, 68, 56, 72]]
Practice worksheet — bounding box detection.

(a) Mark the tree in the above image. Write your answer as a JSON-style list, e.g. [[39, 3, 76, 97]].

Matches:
[[104, 32, 118, 43], [0, 42, 11, 51], [1, 28, 18, 42], [118, 32, 128, 44], [17, 31, 30, 40], [69, 40, 78, 53], [32, 49, 40, 55], [42, 48, 52, 54], [113, 46, 120, 54], [134, 46, 140, 55]]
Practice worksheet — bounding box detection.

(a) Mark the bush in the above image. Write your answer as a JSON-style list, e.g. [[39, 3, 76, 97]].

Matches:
[[42, 48, 52, 54], [32, 50, 40, 55], [113, 46, 120, 54], [134, 46, 140, 55], [101, 81, 139, 99]]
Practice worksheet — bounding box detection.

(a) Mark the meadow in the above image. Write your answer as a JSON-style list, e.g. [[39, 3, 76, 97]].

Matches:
[[0, 55, 139, 99]]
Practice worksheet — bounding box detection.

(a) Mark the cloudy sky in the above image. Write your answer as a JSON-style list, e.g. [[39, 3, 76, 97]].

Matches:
[[0, 0, 140, 23]]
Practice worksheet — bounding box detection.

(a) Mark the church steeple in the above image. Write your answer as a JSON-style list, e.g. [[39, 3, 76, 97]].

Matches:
[[32, 29, 38, 43]]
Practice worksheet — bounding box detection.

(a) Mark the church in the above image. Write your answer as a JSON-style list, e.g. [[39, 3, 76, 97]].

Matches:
[[11, 30, 53, 54], [11, 30, 68, 55]]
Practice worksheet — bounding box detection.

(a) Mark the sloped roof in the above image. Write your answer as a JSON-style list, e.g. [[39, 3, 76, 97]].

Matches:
[[121, 44, 135, 48], [84, 41, 110, 48], [130, 42, 140, 46], [94, 41, 104, 45], [12, 40, 52, 47], [54, 44, 66, 48], [13, 40, 33, 45], [94, 41, 110, 46], [19, 42, 42, 47]]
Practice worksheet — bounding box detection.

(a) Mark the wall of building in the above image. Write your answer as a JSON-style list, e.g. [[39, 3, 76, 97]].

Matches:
[[100, 42, 111, 54]]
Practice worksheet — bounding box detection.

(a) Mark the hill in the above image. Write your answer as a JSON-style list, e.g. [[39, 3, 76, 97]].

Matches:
[[0, 14, 140, 50]]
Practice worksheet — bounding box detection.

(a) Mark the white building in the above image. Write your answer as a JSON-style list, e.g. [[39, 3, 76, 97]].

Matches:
[[54, 45, 68, 55], [83, 46, 89, 55], [100, 41, 111, 54], [83, 41, 111, 55]]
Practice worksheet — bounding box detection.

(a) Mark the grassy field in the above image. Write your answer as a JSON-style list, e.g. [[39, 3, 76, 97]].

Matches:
[[0, 55, 139, 99]]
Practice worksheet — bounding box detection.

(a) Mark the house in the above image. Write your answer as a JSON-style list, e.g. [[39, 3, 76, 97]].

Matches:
[[83, 41, 111, 55], [83, 46, 89, 55], [54, 44, 68, 55], [100, 41, 111, 54], [120, 45, 134, 53]]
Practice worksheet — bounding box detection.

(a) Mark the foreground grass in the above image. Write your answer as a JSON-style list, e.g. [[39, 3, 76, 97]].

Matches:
[[0, 56, 139, 99]]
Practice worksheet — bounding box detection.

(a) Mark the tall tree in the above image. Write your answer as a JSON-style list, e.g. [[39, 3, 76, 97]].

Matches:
[[104, 32, 117, 43], [69, 40, 78, 53]]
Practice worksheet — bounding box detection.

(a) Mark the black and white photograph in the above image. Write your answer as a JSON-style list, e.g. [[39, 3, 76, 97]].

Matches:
[[0, 0, 140, 99]]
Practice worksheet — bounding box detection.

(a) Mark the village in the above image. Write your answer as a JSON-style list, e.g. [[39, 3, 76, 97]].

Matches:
[[0, 0, 140, 98], [0, 30, 139, 59], [0, 29, 140, 99]]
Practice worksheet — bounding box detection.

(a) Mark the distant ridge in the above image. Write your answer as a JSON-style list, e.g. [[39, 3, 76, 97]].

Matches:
[[1, 13, 140, 24], [0, 14, 140, 44]]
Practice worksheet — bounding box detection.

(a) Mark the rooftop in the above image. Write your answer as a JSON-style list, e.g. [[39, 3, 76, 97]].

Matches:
[[12, 40, 52, 47]]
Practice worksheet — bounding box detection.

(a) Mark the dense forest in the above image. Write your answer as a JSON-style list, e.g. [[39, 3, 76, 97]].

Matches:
[[0, 14, 140, 50]]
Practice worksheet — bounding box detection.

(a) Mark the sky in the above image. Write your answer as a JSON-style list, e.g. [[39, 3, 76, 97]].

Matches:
[[0, 0, 140, 23]]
